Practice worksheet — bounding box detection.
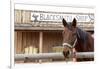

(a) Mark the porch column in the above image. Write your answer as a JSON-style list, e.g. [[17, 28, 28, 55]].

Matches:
[[39, 31, 43, 63]]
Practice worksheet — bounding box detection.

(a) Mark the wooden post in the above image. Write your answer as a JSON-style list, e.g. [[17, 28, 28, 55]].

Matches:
[[39, 31, 43, 63]]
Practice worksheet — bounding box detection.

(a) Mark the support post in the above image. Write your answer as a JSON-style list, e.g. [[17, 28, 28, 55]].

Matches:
[[39, 31, 43, 63]]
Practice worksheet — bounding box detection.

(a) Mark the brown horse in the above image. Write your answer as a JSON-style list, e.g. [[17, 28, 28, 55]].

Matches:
[[62, 18, 94, 61]]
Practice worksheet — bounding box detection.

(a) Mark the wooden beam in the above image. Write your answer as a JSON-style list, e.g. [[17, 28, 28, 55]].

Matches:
[[15, 52, 94, 61], [14, 23, 94, 31]]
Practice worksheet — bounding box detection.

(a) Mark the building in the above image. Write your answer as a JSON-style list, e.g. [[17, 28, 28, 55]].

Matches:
[[14, 4, 94, 63]]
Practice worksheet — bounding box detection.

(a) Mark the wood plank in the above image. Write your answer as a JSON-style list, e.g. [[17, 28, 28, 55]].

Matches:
[[22, 11, 31, 23], [31, 32, 35, 47], [17, 32, 22, 54], [15, 25, 94, 31], [14, 32, 17, 54], [15, 10, 22, 23], [22, 32, 27, 54]]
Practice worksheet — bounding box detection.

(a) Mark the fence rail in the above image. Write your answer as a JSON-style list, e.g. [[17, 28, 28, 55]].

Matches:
[[15, 52, 94, 61]]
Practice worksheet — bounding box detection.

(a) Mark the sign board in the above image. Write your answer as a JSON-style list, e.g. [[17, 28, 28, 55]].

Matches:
[[31, 11, 94, 23]]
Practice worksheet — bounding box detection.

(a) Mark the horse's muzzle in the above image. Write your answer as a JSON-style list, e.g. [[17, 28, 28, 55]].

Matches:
[[63, 51, 69, 58], [62, 43, 72, 58], [63, 49, 71, 58]]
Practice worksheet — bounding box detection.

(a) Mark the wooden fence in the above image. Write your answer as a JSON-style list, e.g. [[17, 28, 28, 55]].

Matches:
[[15, 52, 94, 61]]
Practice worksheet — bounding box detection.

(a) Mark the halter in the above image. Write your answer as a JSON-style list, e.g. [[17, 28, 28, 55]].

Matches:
[[63, 38, 77, 48]]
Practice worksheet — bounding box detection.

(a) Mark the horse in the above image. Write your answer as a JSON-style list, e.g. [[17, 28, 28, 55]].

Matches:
[[62, 18, 94, 61]]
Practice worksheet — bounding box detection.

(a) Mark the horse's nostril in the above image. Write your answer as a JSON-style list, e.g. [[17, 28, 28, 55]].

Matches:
[[63, 50, 70, 58]]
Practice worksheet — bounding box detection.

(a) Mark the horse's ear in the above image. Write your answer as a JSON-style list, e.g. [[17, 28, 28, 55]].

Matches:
[[72, 18, 77, 27], [62, 18, 68, 27]]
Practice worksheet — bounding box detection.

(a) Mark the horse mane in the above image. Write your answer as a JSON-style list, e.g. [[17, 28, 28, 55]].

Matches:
[[76, 27, 88, 46], [67, 22, 88, 46]]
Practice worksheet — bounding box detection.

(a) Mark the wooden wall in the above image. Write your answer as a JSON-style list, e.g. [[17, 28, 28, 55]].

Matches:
[[15, 31, 63, 54], [14, 10, 94, 31], [15, 31, 39, 54], [15, 10, 22, 23], [15, 10, 31, 23], [43, 32, 63, 53]]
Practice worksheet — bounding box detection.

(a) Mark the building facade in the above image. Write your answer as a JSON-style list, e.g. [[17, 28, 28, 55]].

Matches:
[[14, 9, 94, 63]]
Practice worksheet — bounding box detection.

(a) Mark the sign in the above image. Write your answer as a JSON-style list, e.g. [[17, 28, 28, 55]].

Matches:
[[31, 11, 94, 22]]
